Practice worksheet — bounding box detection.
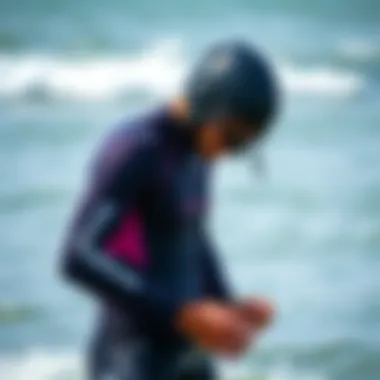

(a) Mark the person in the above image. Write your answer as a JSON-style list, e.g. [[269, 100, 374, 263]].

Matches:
[[60, 40, 279, 380]]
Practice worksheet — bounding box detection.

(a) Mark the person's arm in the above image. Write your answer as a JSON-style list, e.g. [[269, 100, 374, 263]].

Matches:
[[60, 135, 181, 332], [200, 229, 233, 301], [197, 165, 233, 301], [61, 133, 253, 356], [199, 229, 275, 327]]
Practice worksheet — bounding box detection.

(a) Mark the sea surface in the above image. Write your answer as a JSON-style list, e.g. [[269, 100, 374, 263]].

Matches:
[[0, 0, 379, 379]]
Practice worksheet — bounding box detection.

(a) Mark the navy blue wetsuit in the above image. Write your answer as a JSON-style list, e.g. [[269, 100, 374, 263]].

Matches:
[[61, 108, 232, 380]]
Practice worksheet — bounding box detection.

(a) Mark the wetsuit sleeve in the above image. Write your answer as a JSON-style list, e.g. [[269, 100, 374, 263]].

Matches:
[[199, 230, 233, 300], [60, 136, 181, 332]]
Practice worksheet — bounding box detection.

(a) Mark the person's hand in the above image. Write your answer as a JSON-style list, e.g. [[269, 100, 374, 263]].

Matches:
[[175, 300, 253, 358], [234, 297, 275, 330]]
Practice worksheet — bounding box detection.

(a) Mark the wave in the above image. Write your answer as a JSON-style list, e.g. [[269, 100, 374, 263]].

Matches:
[[280, 64, 365, 98], [0, 41, 367, 103], [0, 349, 324, 380], [337, 37, 380, 62], [0, 350, 82, 380], [0, 40, 186, 102], [0, 303, 40, 325]]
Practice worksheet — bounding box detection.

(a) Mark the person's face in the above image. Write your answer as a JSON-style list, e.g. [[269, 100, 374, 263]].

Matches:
[[196, 116, 260, 160]]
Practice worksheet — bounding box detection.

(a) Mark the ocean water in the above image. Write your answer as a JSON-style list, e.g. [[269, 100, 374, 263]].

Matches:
[[0, 0, 379, 379]]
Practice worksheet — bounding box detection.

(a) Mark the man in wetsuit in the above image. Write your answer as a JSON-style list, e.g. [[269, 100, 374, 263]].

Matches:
[[60, 41, 279, 380]]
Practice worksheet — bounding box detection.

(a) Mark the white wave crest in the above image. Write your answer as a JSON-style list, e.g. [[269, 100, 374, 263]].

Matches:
[[0, 40, 186, 102], [0, 40, 366, 102], [0, 349, 324, 380], [0, 349, 81, 380], [280, 64, 365, 97], [337, 37, 380, 61]]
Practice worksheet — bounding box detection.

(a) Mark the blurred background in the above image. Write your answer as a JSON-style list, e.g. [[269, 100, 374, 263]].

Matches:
[[0, 0, 379, 379]]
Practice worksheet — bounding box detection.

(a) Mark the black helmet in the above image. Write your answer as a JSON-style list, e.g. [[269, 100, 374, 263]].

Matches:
[[185, 41, 279, 132]]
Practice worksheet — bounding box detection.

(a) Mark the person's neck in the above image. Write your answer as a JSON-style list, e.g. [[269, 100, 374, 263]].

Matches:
[[165, 97, 197, 152], [168, 97, 190, 125]]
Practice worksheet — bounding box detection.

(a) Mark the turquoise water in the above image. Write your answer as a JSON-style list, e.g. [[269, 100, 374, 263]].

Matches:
[[0, 1, 379, 379]]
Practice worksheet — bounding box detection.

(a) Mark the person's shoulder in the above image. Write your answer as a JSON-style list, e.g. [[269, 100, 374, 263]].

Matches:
[[94, 109, 163, 167], [109, 114, 156, 148]]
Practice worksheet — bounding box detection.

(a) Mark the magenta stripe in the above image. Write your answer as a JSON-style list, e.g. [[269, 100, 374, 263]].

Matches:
[[104, 211, 148, 269]]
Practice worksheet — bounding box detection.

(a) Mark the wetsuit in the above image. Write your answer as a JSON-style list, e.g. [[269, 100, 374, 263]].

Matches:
[[60, 108, 232, 380]]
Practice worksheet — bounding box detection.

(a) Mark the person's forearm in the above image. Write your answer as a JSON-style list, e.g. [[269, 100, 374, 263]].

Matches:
[[62, 247, 181, 332], [200, 231, 233, 300]]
